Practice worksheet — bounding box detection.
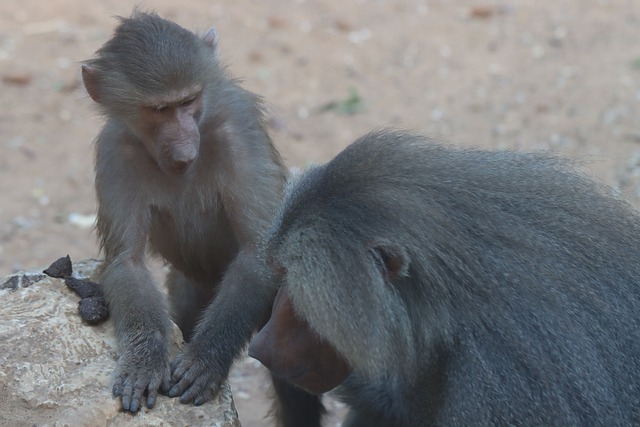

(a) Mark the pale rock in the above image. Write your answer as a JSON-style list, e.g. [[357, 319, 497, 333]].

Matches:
[[0, 259, 240, 427]]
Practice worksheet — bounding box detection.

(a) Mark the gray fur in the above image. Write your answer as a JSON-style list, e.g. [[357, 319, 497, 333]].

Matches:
[[268, 129, 640, 425], [83, 10, 220, 113], [84, 11, 320, 422]]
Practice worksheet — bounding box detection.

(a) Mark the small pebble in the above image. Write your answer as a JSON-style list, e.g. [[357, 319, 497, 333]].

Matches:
[[43, 255, 72, 278]]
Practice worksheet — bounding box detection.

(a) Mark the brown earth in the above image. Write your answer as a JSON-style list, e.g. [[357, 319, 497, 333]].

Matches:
[[1, 0, 639, 425]]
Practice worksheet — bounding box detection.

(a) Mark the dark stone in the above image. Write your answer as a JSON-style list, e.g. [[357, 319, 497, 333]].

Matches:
[[43, 255, 73, 279], [22, 273, 47, 288], [79, 297, 109, 324], [0, 275, 20, 290], [65, 277, 103, 299], [0, 273, 47, 290]]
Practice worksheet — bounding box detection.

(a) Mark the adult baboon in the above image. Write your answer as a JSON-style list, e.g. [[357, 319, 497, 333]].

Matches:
[[250, 130, 640, 426]]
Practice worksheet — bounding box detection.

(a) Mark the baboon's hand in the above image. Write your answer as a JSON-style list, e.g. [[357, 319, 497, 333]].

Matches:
[[112, 346, 171, 413], [168, 344, 226, 406]]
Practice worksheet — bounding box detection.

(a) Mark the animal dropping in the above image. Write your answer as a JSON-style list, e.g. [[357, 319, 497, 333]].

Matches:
[[43, 255, 72, 279]]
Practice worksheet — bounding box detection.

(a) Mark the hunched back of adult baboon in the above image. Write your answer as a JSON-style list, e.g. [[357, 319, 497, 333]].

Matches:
[[258, 129, 640, 426]]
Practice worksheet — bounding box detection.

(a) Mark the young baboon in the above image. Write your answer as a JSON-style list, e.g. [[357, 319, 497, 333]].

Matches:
[[82, 10, 322, 423], [250, 130, 640, 426]]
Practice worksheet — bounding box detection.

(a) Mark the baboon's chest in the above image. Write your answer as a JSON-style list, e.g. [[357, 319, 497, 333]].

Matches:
[[148, 198, 239, 281]]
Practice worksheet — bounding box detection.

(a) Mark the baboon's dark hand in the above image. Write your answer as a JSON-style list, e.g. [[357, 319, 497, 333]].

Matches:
[[168, 345, 226, 406], [112, 351, 170, 413]]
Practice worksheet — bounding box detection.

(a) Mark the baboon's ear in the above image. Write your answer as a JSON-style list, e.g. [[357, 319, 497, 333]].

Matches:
[[203, 27, 219, 58], [81, 65, 102, 103], [369, 241, 409, 282]]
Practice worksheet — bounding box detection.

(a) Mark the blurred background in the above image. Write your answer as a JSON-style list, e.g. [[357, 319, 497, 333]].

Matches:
[[1, 0, 639, 425]]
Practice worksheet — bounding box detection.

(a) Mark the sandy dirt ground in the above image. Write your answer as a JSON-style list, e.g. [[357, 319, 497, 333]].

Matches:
[[1, 0, 639, 425]]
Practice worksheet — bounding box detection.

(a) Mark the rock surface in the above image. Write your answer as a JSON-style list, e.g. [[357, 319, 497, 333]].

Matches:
[[0, 259, 240, 427]]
